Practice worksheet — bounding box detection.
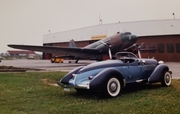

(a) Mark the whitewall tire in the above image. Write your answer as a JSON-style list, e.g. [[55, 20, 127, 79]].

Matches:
[[161, 71, 172, 86], [106, 77, 121, 97]]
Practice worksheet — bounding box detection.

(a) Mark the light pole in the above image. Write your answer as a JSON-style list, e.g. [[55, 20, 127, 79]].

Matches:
[[99, 14, 102, 25], [172, 13, 175, 19]]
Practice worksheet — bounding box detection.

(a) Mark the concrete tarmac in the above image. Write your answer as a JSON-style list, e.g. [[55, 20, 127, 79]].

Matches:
[[0, 59, 180, 79], [0, 59, 96, 72]]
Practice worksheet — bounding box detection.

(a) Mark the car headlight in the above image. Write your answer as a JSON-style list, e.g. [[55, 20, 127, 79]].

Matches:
[[88, 76, 94, 80], [158, 61, 164, 64]]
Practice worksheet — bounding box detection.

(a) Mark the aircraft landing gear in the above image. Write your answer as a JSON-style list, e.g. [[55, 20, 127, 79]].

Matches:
[[75, 59, 79, 64], [68, 59, 79, 63]]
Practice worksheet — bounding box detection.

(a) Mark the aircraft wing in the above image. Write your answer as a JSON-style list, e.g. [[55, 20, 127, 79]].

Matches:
[[8, 44, 100, 56]]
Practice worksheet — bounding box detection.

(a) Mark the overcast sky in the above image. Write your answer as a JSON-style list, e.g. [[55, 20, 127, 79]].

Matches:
[[0, 0, 180, 53]]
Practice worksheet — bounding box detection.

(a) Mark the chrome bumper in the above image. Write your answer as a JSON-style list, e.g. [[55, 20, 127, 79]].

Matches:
[[57, 81, 90, 89]]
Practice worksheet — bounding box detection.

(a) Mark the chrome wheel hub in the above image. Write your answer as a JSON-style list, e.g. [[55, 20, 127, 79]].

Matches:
[[110, 82, 117, 92], [165, 74, 170, 83]]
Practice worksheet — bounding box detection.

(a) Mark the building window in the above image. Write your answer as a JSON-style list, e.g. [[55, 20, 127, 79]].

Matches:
[[149, 44, 156, 53], [158, 44, 165, 53], [176, 44, 180, 53], [141, 44, 146, 53], [166, 44, 174, 53]]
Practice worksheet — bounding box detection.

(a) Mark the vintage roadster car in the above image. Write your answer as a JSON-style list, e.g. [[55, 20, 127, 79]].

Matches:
[[58, 52, 172, 97]]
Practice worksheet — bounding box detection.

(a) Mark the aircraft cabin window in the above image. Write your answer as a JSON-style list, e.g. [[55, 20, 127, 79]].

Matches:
[[149, 44, 156, 53], [141, 44, 147, 53]]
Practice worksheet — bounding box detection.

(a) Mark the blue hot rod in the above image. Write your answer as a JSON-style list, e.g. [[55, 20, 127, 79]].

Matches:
[[58, 52, 172, 97]]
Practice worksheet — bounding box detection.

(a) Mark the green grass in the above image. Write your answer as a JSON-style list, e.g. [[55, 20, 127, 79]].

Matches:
[[0, 72, 180, 114]]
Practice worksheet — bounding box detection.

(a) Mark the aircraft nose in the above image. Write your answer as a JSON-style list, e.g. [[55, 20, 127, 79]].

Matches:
[[121, 32, 138, 43], [130, 35, 138, 43]]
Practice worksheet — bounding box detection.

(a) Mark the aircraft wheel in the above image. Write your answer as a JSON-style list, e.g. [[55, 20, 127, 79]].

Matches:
[[161, 71, 172, 86], [105, 77, 121, 97]]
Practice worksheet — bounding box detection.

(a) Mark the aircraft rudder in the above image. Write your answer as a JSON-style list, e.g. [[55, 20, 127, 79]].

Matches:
[[69, 39, 77, 47]]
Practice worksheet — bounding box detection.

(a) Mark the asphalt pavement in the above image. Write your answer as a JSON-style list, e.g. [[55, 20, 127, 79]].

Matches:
[[0, 59, 95, 72]]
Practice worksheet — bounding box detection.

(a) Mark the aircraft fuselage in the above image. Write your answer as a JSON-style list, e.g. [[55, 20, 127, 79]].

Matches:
[[84, 32, 138, 55]]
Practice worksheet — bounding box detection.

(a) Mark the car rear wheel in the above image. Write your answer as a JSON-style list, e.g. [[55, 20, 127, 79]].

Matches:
[[105, 77, 121, 97], [161, 71, 172, 86]]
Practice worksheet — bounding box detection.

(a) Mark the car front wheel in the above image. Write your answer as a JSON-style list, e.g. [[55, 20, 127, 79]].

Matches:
[[161, 71, 172, 86], [105, 77, 121, 97]]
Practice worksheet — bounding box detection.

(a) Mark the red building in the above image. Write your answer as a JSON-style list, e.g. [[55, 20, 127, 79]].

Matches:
[[7, 50, 35, 56], [43, 19, 180, 62]]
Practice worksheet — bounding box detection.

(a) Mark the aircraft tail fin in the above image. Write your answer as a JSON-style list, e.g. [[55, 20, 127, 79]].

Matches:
[[69, 39, 77, 47]]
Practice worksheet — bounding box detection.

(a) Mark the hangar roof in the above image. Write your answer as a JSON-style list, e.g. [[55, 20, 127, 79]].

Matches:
[[43, 19, 180, 44]]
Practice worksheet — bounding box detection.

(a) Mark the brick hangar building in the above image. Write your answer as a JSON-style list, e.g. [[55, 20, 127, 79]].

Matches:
[[43, 19, 180, 62]]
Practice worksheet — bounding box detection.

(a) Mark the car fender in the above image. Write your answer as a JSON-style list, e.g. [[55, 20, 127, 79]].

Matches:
[[60, 66, 84, 84], [148, 64, 169, 83], [89, 68, 125, 90]]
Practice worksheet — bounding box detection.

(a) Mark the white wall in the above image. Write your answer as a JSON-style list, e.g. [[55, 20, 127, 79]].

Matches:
[[43, 19, 180, 44]]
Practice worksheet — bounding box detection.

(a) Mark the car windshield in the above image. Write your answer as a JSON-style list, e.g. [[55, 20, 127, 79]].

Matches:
[[115, 52, 137, 60]]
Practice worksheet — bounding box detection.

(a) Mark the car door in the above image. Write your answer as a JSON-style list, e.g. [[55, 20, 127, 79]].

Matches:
[[127, 60, 142, 82], [141, 62, 156, 80]]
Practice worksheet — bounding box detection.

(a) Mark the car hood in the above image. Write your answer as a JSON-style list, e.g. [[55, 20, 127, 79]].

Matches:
[[78, 60, 123, 73]]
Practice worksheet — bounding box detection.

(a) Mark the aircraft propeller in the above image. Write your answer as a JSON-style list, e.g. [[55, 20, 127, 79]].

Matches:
[[137, 43, 144, 58], [124, 43, 144, 58], [123, 44, 137, 51], [101, 41, 112, 59]]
